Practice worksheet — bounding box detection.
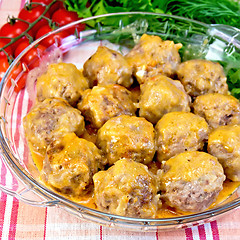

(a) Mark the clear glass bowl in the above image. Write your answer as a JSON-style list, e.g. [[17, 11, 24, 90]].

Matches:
[[0, 12, 240, 231]]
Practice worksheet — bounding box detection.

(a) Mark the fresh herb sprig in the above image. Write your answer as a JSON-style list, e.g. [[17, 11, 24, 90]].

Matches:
[[161, 0, 240, 28], [65, 0, 240, 28]]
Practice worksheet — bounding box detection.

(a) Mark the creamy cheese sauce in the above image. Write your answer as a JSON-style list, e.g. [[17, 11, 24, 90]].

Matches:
[[30, 148, 240, 218]]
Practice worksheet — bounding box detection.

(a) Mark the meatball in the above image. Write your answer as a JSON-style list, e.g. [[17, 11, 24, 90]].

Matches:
[[83, 46, 133, 88], [77, 84, 136, 129], [36, 63, 89, 106], [96, 115, 155, 165], [126, 34, 182, 84], [155, 112, 209, 162], [208, 125, 240, 181], [139, 75, 191, 124], [93, 158, 161, 218], [23, 98, 85, 157], [160, 151, 225, 212], [193, 93, 240, 129], [176, 59, 228, 97], [42, 133, 103, 197]]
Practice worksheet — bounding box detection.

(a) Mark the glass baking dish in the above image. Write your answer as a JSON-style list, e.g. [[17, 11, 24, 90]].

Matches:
[[0, 12, 240, 231]]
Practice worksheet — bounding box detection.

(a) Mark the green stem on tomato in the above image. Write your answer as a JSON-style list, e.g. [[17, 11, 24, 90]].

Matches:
[[12, 17, 31, 25], [23, 1, 46, 10], [24, 32, 34, 43], [41, 15, 54, 26], [0, 36, 12, 39]]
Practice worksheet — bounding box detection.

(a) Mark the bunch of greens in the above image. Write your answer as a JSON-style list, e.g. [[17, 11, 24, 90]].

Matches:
[[65, 0, 240, 28], [65, 0, 240, 98]]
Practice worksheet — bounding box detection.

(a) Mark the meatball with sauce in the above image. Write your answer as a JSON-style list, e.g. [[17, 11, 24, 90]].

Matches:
[[139, 75, 191, 124], [36, 63, 89, 106], [208, 125, 240, 181], [93, 158, 161, 218], [193, 93, 240, 129], [83, 46, 133, 88], [176, 59, 228, 98], [126, 34, 182, 84], [77, 84, 137, 129], [160, 151, 225, 212], [155, 112, 209, 162], [96, 115, 155, 165], [42, 133, 103, 197], [23, 98, 85, 157]]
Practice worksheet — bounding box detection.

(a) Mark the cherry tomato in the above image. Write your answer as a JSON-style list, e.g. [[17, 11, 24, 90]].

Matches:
[[51, 9, 85, 35], [30, 0, 65, 16], [14, 39, 31, 58], [30, 0, 55, 5], [0, 56, 9, 81], [14, 70, 28, 92], [12, 62, 29, 92], [6, 61, 29, 92], [18, 5, 50, 36], [49, 1, 65, 16], [22, 44, 46, 69], [35, 24, 69, 47], [0, 39, 12, 58], [0, 21, 33, 49], [0, 56, 29, 92]]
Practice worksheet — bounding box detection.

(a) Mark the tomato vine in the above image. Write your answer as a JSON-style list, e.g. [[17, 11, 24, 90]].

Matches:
[[0, 0, 58, 62]]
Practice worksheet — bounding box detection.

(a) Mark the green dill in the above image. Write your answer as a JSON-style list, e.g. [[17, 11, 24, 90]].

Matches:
[[161, 0, 240, 28], [65, 0, 240, 27]]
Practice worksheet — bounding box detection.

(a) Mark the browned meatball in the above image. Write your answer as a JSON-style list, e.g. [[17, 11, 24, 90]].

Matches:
[[36, 63, 89, 106], [42, 133, 103, 197], [23, 98, 85, 157], [93, 158, 161, 218], [193, 93, 240, 129], [126, 34, 182, 84], [176, 59, 228, 97], [139, 75, 191, 124], [77, 84, 136, 129], [160, 151, 225, 212], [83, 46, 133, 87], [208, 125, 240, 181], [96, 115, 155, 165], [155, 112, 209, 162]]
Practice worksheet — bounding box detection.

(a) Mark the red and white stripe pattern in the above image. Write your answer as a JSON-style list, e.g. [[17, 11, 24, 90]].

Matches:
[[0, 0, 240, 239]]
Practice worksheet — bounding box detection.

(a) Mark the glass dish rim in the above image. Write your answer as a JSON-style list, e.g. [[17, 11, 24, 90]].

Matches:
[[0, 11, 240, 226]]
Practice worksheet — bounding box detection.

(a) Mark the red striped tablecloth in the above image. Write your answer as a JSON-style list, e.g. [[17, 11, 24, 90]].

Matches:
[[0, 1, 240, 239]]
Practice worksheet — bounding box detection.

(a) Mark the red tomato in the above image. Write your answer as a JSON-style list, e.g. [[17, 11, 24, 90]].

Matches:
[[0, 56, 29, 92], [14, 70, 28, 92], [35, 25, 69, 47], [0, 21, 33, 49], [14, 39, 31, 58], [30, 0, 54, 4], [18, 5, 50, 36], [12, 62, 29, 92], [48, 1, 65, 16], [22, 44, 46, 69], [0, 39, 12, 58], [6, 61, 29, 92], [0, 56, 9, 81], [51, 9, 85, 34], [30, 0, 65, 17]]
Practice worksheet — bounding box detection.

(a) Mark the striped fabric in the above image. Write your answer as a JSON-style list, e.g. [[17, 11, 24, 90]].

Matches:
[[0, 1, 240, 239]]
